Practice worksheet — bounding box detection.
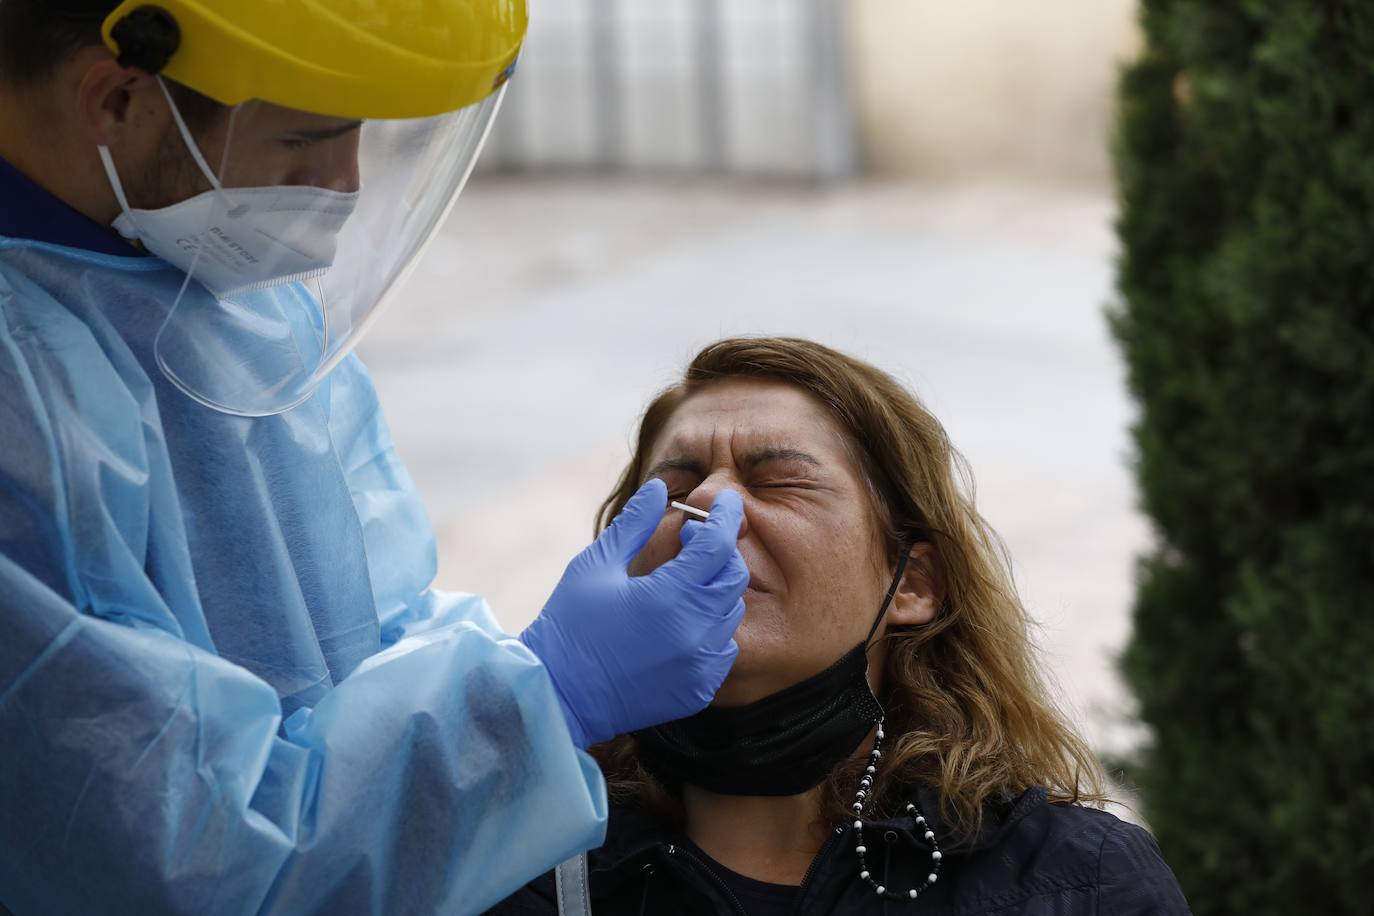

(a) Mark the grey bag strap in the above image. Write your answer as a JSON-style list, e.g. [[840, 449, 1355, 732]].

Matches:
[[555, 852, 592, 916]]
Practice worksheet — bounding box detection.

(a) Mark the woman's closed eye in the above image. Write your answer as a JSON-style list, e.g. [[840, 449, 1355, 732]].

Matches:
[[751, 478, 817, 491]]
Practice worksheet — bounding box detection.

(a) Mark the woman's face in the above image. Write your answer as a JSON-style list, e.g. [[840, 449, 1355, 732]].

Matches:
[[629, 378, 931, 706]]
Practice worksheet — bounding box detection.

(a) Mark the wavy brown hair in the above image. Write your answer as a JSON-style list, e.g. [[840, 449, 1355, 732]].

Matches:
[[592, 337, 1108, 840]]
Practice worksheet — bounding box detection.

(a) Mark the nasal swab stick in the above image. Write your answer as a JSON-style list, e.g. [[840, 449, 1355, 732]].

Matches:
[[671, 501, 710, 521]]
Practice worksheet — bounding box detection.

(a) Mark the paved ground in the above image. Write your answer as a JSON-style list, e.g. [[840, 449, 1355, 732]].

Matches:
[[359, 174, 1149, 759]]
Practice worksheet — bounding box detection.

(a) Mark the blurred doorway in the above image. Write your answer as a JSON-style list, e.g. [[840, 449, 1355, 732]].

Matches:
[[481, 0, 856, 179]]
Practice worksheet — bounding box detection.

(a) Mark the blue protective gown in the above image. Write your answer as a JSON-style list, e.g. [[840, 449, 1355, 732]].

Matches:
[[0, 157, 608, 915]]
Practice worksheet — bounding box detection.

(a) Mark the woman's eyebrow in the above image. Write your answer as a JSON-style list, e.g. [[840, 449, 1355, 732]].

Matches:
[[645, 456, 705, 480], [645, 447, 821, 481], [743, 446, 822, 470]]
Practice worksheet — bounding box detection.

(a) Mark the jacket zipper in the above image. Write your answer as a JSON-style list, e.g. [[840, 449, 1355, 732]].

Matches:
[[665, 843, 750, 916], [799, 825, 847, 892]]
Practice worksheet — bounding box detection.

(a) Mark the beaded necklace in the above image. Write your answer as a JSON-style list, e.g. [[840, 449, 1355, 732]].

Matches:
[[850, 718, 943, 901]]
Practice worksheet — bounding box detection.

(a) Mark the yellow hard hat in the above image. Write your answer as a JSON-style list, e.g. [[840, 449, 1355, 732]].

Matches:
[[101, 0, 527, 120]]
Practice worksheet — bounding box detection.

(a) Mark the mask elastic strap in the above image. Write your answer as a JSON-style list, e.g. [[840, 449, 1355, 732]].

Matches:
[[95, 145, 138, 236], [155, 76, 236, 210], [864, 544, 913, 649]]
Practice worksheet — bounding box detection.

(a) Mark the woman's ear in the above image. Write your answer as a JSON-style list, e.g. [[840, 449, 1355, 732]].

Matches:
[[885, 542, 944, 628]]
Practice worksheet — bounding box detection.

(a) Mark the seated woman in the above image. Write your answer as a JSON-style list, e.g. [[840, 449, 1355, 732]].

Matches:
[[491, 337, 1187, 915]]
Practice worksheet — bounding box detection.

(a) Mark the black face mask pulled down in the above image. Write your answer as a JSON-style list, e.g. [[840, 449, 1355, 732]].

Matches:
[[634, 551, 911, 797]]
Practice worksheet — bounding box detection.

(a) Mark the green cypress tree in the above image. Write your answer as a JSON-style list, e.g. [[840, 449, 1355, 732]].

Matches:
[[1112, 2, 1374, 913]]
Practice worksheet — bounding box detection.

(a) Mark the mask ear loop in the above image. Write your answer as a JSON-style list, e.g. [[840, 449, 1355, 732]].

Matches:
[[155, 76, 242, 214], [863, 542, 913, 650], [852, 542, 946, 902], [96, 145, 137, 234], [94, 78, 241, 236]]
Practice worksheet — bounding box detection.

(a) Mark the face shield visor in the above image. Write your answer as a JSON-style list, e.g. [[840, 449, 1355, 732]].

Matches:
[[96, 0, 525, 416]]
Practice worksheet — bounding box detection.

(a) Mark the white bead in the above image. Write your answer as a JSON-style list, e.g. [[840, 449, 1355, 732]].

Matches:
[[866, 766, 876, 774], [915, 816, 925, 825], [860, 870, 869, 880], [856, 845, 866, 854], [925, 830, 935, 841], [854, 819, 863, 829], [877, 729, 885, 739], [871, 750, 881, 759], [932, 851, 942, 861], [909, 889, 919, 899], [928, 873, 938, 884], [875, 886, 885, 895], [853, 803, 863, 812]]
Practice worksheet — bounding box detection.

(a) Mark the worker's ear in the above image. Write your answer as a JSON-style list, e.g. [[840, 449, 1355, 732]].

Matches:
[[884, 542, 943, 629], [75, 51, 166, 147]]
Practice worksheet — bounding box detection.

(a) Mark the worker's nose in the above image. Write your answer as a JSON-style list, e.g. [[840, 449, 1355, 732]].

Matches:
[[291, 134, 362, 193], [326, 149, 362, 193]]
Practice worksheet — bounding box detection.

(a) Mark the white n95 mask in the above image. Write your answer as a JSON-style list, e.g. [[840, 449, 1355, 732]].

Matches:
[[103, 178, 359, 298], [97, 81, 358, 298]]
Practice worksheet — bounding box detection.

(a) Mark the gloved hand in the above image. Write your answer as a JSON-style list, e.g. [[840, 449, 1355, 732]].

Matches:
[[519, 478, 749, 749]]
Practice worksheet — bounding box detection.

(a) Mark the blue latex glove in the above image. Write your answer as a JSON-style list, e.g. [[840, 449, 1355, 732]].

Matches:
[[520, 478, 749, 748]]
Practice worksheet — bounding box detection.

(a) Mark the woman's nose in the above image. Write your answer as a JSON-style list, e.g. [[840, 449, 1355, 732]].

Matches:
[[686, 478, 749, 539]]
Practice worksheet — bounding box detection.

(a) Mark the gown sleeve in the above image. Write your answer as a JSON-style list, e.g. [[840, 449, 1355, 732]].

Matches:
[[322, 353, 515, 647], [0, 282, 608, 916]]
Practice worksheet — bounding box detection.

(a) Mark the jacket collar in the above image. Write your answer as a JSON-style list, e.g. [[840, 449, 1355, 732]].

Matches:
[[588, 784, 1049, 883], [892, 783, 1047, 853], [0, 154, 147, 257]]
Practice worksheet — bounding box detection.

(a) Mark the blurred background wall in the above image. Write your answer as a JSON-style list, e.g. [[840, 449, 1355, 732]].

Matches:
[[479, 0, 856, 177], [479, 0, 1139, 183], [851, 0, 1138, 182], [362, 1, 1148, 764]]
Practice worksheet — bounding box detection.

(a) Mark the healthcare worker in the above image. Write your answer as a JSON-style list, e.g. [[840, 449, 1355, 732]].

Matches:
[[0, 2, 750, 914]]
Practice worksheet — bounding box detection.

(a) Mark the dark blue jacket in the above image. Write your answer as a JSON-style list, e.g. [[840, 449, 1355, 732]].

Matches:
[[487, 785, 1190, 915]]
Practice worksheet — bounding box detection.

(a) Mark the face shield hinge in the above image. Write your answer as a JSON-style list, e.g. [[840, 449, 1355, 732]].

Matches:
[[110, 5, 181, 74]]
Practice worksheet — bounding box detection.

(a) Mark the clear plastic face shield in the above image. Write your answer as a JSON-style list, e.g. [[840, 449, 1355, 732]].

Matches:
[[97, 77, 506, 416]]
